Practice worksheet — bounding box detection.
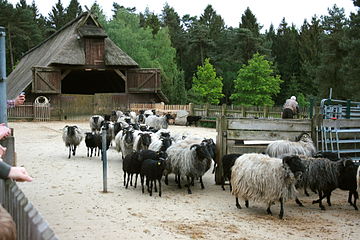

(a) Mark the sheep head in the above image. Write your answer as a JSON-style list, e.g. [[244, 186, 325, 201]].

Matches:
[[282, 155, 306, 179]]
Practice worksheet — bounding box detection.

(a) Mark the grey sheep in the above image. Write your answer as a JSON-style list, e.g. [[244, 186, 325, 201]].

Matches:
[[62, 125, 83, 159], [165, 141, 212, 194]]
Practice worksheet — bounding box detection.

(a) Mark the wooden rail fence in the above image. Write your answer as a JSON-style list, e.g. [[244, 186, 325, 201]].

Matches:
[[0, 180, 59, 240]]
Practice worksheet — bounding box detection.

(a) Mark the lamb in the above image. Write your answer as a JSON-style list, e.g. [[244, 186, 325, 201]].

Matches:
[[145, 114, 173, 130], [220, 153, 242, 191], [186, 116, 202, 127], [140, 157, 166, 197], [84, 132, 100, 157], [89, 115, 104, 133], [165, 142, 212, 194], [62, 125, 83, 159], [266, 132, 316, 158], [231, 153, 305, 219]]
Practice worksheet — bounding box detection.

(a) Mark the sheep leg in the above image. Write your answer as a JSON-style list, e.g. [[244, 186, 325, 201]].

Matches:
[[266, 205, 272, 216], [164, 174, 168, 185], [130, 174, 133, 186], [295, 197, 304, 207], [158, 179, 162, 197], [72, 145, 77, 156], [149, 180, 153, 196], [326, 193, 332, 206], [200, 177, 205, 189], [134, 174, 138, 188], [235, 197, 241, 209], [68, 146, 71, 159], [349, 191, 358, 210], [126, 173, 131, 189], [191, 177, 194, 186], [212, 163, 217, 174], [140, 175, 145, 193], [279, 197, 284, 219], [186, 176, 192, 194], [245, 200, 249, 208], [177, 175, 182, 189], [304, 188, 310, 196], [123, 172, 126, 186], [154, 180, 158, 192], [87, 147, 89, 157], [313, 191, 326, 210], [221, 175, 225, 191]]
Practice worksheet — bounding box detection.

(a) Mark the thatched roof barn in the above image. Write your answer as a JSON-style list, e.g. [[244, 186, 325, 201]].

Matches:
[[6, 11, 167, 115]]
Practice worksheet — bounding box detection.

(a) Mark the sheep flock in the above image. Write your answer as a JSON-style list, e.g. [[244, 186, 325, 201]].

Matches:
[[60, 109, 360, 220]]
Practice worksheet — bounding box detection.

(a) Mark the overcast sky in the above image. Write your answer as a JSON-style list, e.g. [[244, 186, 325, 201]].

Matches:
[[7, 0, 358, 30]]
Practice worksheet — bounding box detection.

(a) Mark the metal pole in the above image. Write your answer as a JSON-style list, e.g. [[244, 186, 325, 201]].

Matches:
[[0, 26, 7, 124], [101, 126, 108, 192]]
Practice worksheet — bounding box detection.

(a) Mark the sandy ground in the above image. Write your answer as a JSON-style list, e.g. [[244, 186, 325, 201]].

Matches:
[[7, 121, 360, 240]]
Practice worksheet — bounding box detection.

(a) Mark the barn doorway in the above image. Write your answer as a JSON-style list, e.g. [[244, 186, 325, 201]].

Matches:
[[62, 70, 125, 94]]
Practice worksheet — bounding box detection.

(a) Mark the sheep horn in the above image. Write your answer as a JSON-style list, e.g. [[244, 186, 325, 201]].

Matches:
[[190, 144, 200, 150]]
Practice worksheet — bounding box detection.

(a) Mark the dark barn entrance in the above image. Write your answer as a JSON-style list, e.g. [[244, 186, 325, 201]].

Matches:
[[62, 70, 125, 94]]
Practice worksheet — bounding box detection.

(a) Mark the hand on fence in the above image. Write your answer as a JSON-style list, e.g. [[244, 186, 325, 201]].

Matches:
[[0, 124, 11, 140], [8, 166, 33, 182], [0, 145, 6, 158]]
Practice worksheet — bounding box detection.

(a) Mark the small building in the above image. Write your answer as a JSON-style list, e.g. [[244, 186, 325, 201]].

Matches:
[[6, 11, 167, 119]]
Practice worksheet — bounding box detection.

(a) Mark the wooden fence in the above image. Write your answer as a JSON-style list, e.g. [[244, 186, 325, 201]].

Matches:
[[215, 116, 314, 184], [0, 180, 59, 240], [7, 99, 313, 121]]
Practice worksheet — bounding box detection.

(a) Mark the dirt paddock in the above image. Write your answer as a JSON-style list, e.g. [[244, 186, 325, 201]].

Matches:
[[8, 121, 360, 239]]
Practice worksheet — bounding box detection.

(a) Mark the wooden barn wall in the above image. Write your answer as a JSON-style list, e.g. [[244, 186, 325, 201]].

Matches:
[[128, 93, 161, 103]]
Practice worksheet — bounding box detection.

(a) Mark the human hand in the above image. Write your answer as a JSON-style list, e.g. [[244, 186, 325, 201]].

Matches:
[[15, 94, 25, 106], [0, 145, 6, 158], [0, 124, 11, 139], [8, 166, 33, 182]]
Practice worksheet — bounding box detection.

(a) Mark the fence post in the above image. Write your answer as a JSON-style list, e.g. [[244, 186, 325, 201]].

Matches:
[[189, 103, 194, 115], [221, 104, 227, 116], [204, 103, 209, 117], [346, 99, 351, 119], [309, 97, 314, 119], [215, 116, 226, 184], [0, 26, 7, 124]]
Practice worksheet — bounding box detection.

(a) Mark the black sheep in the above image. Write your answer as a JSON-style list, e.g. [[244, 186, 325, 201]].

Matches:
[[186, 116, 202, 127], [122, 152, 141, 188], [221, 153, 242, 191], [140, 158, 166, 197], [85, 132, 99, 157]]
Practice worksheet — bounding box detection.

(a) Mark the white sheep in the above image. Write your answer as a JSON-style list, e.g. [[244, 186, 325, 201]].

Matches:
[[89, 115, 104, 133], [266, 132, 316, 158], [231, 153, 305, 219]]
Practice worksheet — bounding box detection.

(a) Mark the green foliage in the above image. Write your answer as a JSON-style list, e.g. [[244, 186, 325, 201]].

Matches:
[[188, 58, 224, 104], [296, 93, 310, 108], [105, 8, 185, 103], [230, 53, 282, 106]]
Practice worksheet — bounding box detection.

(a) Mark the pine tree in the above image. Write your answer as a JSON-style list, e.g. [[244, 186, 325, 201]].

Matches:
[[48, 0, 67, 30]]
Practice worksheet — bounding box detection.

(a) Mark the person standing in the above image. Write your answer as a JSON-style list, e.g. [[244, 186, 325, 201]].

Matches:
[[282, 96, 299, 119]]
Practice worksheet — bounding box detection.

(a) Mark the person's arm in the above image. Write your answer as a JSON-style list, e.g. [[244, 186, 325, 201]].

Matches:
[[0, 161, 11, 180]]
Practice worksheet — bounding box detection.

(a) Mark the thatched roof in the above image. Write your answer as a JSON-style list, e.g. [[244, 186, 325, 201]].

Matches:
[[7, 12, 138, 99]]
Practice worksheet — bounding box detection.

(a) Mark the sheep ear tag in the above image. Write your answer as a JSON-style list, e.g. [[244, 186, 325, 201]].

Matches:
[[157, 162, 161, 166]]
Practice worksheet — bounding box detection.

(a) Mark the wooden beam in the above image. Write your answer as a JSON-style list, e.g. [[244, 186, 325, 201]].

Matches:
[[61, 70, 71, 80], [114, 69, 127, 82]]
